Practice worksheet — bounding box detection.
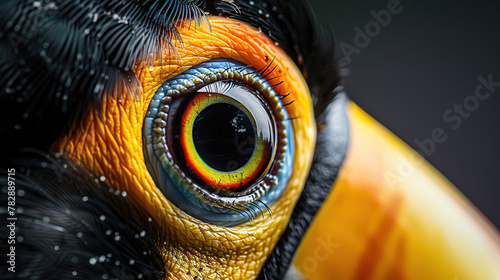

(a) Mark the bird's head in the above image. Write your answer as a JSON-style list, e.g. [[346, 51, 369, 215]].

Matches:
[[1, 1, 499, 279], [1, 1, 343, 278]]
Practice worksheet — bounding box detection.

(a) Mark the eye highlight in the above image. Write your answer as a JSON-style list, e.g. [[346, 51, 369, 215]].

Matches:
[[143, 59, 294, 226]]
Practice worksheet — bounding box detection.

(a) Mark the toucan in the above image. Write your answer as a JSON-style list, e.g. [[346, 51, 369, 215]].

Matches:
[[1, 0, 499, 279]]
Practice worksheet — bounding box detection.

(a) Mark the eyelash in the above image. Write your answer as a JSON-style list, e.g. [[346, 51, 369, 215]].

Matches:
[[217, 59, 296, 106], [257, 59, 296, 104]]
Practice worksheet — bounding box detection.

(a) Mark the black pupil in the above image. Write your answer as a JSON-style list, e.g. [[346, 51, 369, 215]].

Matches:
[[192, 103, 256, 172]]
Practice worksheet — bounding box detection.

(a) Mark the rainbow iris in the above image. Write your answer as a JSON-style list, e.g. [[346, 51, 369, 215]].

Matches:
[[179, 84, 276, 191]]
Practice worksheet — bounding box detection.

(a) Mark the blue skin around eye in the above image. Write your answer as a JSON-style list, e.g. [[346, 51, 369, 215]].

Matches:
[[143, 58, 294, 226]]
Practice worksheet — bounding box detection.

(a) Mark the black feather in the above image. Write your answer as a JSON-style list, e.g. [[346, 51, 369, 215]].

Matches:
[[0, 150, 167, 279]]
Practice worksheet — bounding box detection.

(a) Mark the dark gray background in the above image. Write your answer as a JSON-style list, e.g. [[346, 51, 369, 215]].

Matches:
[[309, 0, 500, 228]]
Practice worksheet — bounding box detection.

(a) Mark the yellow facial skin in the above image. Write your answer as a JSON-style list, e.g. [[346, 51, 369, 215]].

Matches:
[[53, 17, 316, 279], [294, 103, 500, 279]]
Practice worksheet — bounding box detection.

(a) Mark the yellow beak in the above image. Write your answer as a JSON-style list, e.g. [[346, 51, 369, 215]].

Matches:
[[293, 102, 500, 279]]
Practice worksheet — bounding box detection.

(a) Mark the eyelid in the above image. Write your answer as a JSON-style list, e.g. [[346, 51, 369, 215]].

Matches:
[[139, 16, 305, 116]]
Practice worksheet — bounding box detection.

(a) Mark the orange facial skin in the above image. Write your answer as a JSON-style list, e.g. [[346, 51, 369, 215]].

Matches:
[[53, 17, 316, 279], [294, 103, 500, 279]]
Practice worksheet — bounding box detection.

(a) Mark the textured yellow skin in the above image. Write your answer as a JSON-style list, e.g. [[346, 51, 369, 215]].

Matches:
[[53, 17, 316, 279], [295, 103, 500, 279]]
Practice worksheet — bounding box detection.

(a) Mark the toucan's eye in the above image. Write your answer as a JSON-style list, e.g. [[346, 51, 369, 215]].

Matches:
[[143, 59, 294, 226]]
